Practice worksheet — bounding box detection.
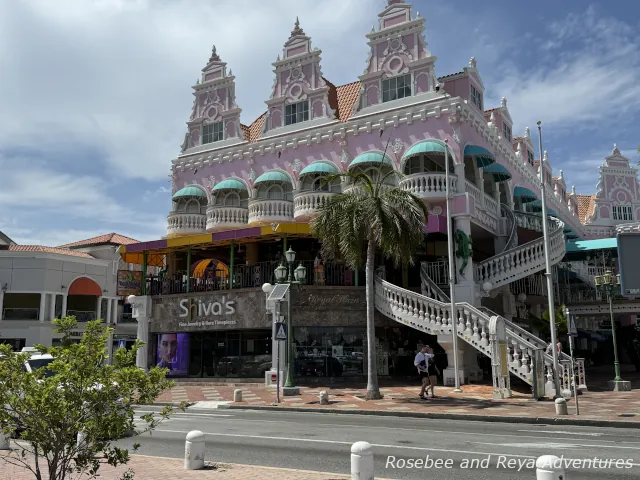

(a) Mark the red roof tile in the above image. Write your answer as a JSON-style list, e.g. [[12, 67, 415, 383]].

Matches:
[[7, 245, 94, 258], [576, 194, 596, 223], [438, 71, 464, 80], [58, 233, 139, 248]]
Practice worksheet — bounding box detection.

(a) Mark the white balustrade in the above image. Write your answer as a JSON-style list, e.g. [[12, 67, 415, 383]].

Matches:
[[465, 180, 483, 206], [484, 194, 499, 215], [293, 191, 334, 219], [167, 212, 207, 236], [513, 211, 544, 232], [399, 173, 456, 199], [248, 199, 294, 224], [206, 206, 248, 231]]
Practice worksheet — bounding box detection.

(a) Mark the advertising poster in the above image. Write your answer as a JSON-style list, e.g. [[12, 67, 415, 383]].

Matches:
[[117, 270, 143, 296], [156, 333, 189, 376]]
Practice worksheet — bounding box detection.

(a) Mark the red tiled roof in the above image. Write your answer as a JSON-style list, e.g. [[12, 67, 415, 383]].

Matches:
[[329, 80, 361, 123], [576, 194, 596, 224], [7, 245, 94, 258], [438, 71, 464, 80], [513, 136, 525, 141], [242, 112, 267, 143], [58, 233, 139, 248]]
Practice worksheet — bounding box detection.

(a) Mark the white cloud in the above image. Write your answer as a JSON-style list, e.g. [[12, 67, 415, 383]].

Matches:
[[0, 0, 377, 182], [486, 6, 640, 134]]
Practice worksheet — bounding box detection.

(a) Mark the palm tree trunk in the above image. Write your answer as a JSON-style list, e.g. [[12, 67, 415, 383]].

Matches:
[[365, 238, 382, 400]]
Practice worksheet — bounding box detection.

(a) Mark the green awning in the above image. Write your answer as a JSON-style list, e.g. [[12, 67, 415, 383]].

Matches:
[[299, 162, 340, 176], [173, 186, 207, 199], [514, 186, 538, 203], [403, 140, 449, 160], [565, 238, 617, 253], [527, 200, 555, 215], [483, 163, 512, 182], [349, 151, 393, 169], [464, 145, 495, 168], [254, 171, 292, 184], [212, 179, 247, 191]]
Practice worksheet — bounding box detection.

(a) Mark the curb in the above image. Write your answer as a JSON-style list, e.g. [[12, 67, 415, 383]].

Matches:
[[202, 405, 640, 429]]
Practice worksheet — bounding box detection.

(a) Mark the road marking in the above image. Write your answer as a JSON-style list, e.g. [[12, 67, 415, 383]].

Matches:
[[153, 429, 536, 459], [135, 410, 233, 418], [475, 441, 640, 451], [517, 429, 604, 437]]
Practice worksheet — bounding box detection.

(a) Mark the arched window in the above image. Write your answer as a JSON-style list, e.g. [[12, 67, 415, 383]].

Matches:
[[225, 192, 241, 207], [186, 199, 201, 213], [267, 185, 284, 200]]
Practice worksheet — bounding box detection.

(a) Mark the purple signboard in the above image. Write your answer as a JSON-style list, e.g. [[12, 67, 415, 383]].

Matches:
[[156, 333, 189, 376]]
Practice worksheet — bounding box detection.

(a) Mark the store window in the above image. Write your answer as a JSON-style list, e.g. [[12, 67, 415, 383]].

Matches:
[[0, 338, 26, 351], [293, 326, 365, 377]]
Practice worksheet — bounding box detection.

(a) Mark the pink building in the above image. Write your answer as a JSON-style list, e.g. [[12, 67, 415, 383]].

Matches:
[[120, 1, 638, 390]]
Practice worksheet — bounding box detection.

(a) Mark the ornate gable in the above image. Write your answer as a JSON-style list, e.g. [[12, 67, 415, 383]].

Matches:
[[356, 1, 438, 111], [181, 46, 243, 153], [263, 18, 335, 133]]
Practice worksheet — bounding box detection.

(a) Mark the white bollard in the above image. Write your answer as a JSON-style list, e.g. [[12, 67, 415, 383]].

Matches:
[[536, 455, 565, 480], [319, 390, 329, 405], [234, 389, 242, 402], [76, 431, 86, 448], [0, 430, 11, 450], [351, 441, 374, 480], [184, 430, 205, 470], [555, 398, 568, 416]]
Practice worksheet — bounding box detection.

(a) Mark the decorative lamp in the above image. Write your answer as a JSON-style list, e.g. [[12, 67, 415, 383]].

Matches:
[[294, 263, 307, 283], [274, 263, 287, 283], [285, 247, 296, 264], [517, 293, 527, 303], [482, 282, 492, 293], [262, 283, 273, 294]]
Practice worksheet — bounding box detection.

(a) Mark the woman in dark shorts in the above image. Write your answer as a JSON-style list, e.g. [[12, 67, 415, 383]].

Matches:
[[426, 348, 440, 398]]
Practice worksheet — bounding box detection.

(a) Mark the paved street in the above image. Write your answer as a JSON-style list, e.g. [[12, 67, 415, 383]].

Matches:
[[113, 406, 640, 479]]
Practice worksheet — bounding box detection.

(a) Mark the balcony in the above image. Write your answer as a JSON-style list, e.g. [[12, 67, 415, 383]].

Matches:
[[293, 191, 334, 221], [206, 206, 249, 231], [67, 310, 97, 322], [399, 173, 456, 201], [1, 308, 39, 321], [466, 180, 499, 217], [248, 199, 294, 225], [167, 212, 206, 237]]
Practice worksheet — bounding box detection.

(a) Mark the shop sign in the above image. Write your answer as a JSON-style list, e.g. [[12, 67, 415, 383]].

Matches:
[[117, 270, 143, 296], [178, 298, 236, 318], [306, 294, 360, 306]]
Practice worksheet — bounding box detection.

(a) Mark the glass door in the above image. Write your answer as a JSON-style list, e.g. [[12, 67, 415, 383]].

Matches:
[[188, 333, 203, 377]]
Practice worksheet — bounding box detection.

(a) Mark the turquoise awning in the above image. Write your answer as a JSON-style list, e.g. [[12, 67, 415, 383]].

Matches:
[[514, 186, 538, 203], [483, 163, 512, 182], [349, 151, 393, 169], [464, 145, 495, 168], [566, 238, 617, 253], [212, 179, 247, 191], [173, 186, 207, 199], [299, 162, 340, 176], [254, 171, 292, 184], [527, 200, 556, 215], [403, 140, 449, 160]]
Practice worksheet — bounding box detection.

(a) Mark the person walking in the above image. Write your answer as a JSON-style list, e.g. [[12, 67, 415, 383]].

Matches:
[[425, 346, 440, 398], [414, 345, 434, 400]]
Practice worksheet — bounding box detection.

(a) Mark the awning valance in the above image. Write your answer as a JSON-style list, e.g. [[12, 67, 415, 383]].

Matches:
[[299, 162, 340, 176], [514, 186, 538, 203], [254, 171, 292, 184], [349, 152, 393, 169], [483, 163, 512, 182], [173, 186, 207, 200], [191, 259, 229, 278], [464, 145, 496, 168], [212, 179, 247, 191], [403, 140, 449, 160], [565, 238, 617, 253]]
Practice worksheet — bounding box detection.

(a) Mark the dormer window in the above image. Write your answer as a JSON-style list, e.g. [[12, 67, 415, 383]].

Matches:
[[470, 84, 483, 110], [203, 122, 224, 144], [382, 74, 412, 103], [502, 122, 512, 142], [285, 101, 309, 126], [613, 205, 633, 221], [527, 150, 534, 166]]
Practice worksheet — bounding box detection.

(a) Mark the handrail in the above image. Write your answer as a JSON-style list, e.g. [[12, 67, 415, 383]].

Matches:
[[500, 203, 517, 252], [419, 263, 450, 303]]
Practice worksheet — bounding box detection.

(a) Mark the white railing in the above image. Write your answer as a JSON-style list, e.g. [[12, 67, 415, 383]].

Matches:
[[483, 194, 499, 216], [475, 216, 565, 289], [66, 310, 97, 322], [509, 274, 546, 297], [248, 199, 294, 224], [465, 180, 482, 206], [513, 211, 544, 233], [568, 262, 597, 288], [376, 274, 587, 390], [399, 173, 456, 199], [206, 206, 248, 231], [293, 191, 334, 219], [2, 308, 39, 321], [167, 212, 207, 236], [421, 259, 449, 286], [420, 262, 450, 303]]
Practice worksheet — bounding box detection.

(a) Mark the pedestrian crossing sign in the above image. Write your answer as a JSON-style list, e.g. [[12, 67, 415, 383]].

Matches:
[[275, 322, 287, 341]]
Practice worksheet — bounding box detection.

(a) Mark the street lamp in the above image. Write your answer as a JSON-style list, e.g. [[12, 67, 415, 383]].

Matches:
[[274, 248, 307, 390], [594, 269, 629, 391], [516, 293, 528, 320]]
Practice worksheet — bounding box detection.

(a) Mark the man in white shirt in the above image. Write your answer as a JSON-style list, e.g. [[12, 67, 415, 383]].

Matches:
[[414, 345, 434, 400]]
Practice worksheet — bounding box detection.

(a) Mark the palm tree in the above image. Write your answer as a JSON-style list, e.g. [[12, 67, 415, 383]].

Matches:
[[311, 168, 428, 400]]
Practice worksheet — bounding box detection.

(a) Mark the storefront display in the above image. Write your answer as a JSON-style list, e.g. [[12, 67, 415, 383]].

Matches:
[[156, 333, 189, 376]]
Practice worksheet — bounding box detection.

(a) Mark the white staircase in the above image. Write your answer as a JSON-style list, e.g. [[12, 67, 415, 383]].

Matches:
[[474, 213, 566, 289]]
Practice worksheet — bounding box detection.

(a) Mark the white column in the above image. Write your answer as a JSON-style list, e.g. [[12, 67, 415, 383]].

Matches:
[[61, 294, 68, 317], [111, 299, 119, 325], [0, 290, 4, 322], [454, 163, 465, 193], [49, 293, 56, 321], [452, 216, 477, 304], [96, 296, 102, 320], [39, 293, 46, 322], [136, 316, 149, 371], [106, 298, 113, 325]]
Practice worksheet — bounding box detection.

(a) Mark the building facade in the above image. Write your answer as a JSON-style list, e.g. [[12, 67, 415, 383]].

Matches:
[[119, 1, 640, 389]]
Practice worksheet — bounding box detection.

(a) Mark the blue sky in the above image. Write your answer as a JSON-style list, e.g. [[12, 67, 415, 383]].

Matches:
[[0, 0, 638, 245]]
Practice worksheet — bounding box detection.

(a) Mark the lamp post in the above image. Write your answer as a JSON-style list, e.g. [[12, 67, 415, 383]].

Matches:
[[594, 269, 630, 391], [274, 247, 307, 391], [537, 121, 562, 398]]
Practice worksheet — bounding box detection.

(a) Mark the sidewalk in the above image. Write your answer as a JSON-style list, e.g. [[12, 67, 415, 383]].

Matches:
[[154, 381, 640, 425], [0, 453, 355, 480]]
